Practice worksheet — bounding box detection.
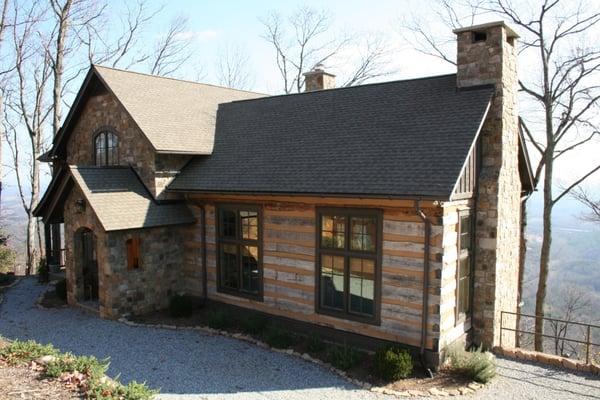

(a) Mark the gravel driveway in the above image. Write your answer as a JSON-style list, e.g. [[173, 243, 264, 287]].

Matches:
[[1, 278, 599, 399]]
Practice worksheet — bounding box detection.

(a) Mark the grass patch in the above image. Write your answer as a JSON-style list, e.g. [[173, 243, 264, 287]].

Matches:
[[373, 346, 413, 381], [46, 354, 109, 380], [0, 338, 157, 399], [262, 326, 296, 349], [446, 344, 496, 384], [0, 339, 58, 365], [326, 343, 364, 371]]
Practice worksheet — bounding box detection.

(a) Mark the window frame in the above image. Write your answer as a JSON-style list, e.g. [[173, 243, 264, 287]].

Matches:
[[93, 129, 119, 166], [215, 204, 263, 301], [456, 209, 474, 323], [126, 237, 141, 271], [315, 207, 382, 325]]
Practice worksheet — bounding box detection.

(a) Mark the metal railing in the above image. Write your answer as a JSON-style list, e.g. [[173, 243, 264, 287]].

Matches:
[[500, 310, 600, 364]]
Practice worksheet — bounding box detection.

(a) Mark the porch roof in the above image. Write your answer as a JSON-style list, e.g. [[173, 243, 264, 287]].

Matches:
[[34, 166, 195, 231]]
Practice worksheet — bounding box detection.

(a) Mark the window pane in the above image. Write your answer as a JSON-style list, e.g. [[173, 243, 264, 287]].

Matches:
[[240, 211, 258, 240], [458, 257, 470, 278], [321, 215, 345, 249], [220, 243, 238, 289], [350, 217, 376, 252], [349, 257, 375, 316], [241, 245, 259, 294], [320, 254, 345, 310], [220, 210, 237, 238], [458, 276, 470, 314], [460, 215, 471, 251]]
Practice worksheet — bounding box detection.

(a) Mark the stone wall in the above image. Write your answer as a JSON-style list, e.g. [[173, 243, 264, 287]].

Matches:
[[65, 90, 157, 197], [456, 23, 522, 348], [102, 226, 185, 317], [63, 181, 186, 318]]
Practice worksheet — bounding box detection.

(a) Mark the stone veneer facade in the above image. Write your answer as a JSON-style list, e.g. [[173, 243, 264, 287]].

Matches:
[[455, 23, 522, 348]]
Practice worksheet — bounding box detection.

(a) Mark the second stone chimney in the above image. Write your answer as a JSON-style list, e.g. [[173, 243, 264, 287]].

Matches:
[[303, 64, 336, 92]]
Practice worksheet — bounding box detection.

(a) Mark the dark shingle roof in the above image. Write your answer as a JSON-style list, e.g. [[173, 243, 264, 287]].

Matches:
[[70, 166, 194, 231], [170, 74, 493, 199]]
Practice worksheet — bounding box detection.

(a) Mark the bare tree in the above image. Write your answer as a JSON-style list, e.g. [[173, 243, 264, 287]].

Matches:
[[261, 6, 393, 94], [547, 287, 591, 358], [3, 1, 52, 275], [572, 186, 600, 223], [216, 43, 253, 90], [402, 0, 600, 352], [0, 0, 11, 213]]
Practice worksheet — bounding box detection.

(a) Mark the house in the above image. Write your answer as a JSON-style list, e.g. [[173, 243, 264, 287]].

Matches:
[[35, 21, 534, 367]]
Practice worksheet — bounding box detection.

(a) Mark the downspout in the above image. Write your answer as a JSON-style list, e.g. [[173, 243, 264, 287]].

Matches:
[[415, 200, 433, 377], [200, 204, 208, 304]]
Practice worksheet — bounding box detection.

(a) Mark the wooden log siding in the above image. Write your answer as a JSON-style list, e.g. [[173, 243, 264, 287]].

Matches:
[[185, 196, 444, 349], [438, 200, 475, 348]]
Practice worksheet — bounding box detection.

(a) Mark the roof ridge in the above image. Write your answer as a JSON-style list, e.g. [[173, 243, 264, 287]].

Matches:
[[226, 73, 459, 105], [92, 64, 266, 96]]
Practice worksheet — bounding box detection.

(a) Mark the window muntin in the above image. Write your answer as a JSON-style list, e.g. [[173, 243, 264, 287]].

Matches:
[[217, 206, 261, 298], [126, 237, 141, 270], [317, 209, 380, 323], [94, 131, 118, 166], [457, 212, 472, 318]]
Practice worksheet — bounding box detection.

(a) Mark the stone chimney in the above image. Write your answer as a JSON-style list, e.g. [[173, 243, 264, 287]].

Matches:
[[454, 22, 522, 349], [303, 64, 336, 92]]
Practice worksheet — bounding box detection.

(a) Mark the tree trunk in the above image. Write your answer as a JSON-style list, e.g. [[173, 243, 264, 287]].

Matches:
[[516, 198, 528, 348], [0, 94, 3, 214], [534, 110, 554, 352]]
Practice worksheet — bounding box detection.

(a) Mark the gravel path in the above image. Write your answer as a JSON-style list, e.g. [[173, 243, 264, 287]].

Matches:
[[1, 278, 599, 399]]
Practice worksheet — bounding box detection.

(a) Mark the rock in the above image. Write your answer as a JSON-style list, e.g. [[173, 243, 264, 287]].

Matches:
[[362, 383, 372, 390], [35, 355, 57, 366], [429, 387, 449, 396], [458, 387, 474, 395], [467, 382, 481, 390], [408, 389, 427, 396], [447, 389, 460, 396]]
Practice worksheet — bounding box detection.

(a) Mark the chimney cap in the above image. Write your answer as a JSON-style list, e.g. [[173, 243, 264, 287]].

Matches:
[[453, 20, 519, 39], [303, 63, 336, 78]]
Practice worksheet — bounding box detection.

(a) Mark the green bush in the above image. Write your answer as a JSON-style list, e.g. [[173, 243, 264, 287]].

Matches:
[[0, 340, 58, 365], [326, 343, 363, 371], [306, 333, 326, 353], [0, 273, 15, 286], [37, 258, 49, 283], [0, 231, 16, 274], [87, 378, 157, 400], [373, 346, 413, 381], [168, 294, 194, 318], [239, 315, 268, 335], [446, 344, 496, 383], [55, 279, 68, 301], [207, 309, 232, 330], [46, 354, 109, 379], [262, 326, 296, 349]]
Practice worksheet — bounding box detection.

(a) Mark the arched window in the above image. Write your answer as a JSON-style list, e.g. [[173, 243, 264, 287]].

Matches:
[[94, 131, 118, 166]]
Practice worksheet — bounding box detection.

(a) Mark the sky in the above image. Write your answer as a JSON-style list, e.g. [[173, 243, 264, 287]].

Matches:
[[2, 0, 600, 203]]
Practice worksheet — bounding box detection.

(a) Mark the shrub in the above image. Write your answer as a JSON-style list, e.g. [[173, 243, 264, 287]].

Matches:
[[326, 343, 363, 371], [0, 231, 16, 274], [0, 273, 15, 287], [262, 326, 296, 349], [373, 346, 413, 381], [0, 339, 58, 365], [239, 315, 268, 335], [446, 344, 496, 384], [37, 258, 49, 283], [55, 279, 68, 301], [168, 294, 194, 318], [306, 333, 326, 354], [46, 354, 109, 380], [207, 309, 232, 330]]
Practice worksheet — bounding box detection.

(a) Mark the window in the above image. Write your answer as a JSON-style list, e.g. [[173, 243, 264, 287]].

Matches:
[[126, 237, 141, 270], [317, 208, 381, 323], [94, 131, 118, 166], [456, 211, 472, 319], [217, 206, 261, 298]]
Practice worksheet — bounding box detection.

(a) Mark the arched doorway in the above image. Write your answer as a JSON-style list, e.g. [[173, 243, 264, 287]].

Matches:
[[74, 228, 98, 303]]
